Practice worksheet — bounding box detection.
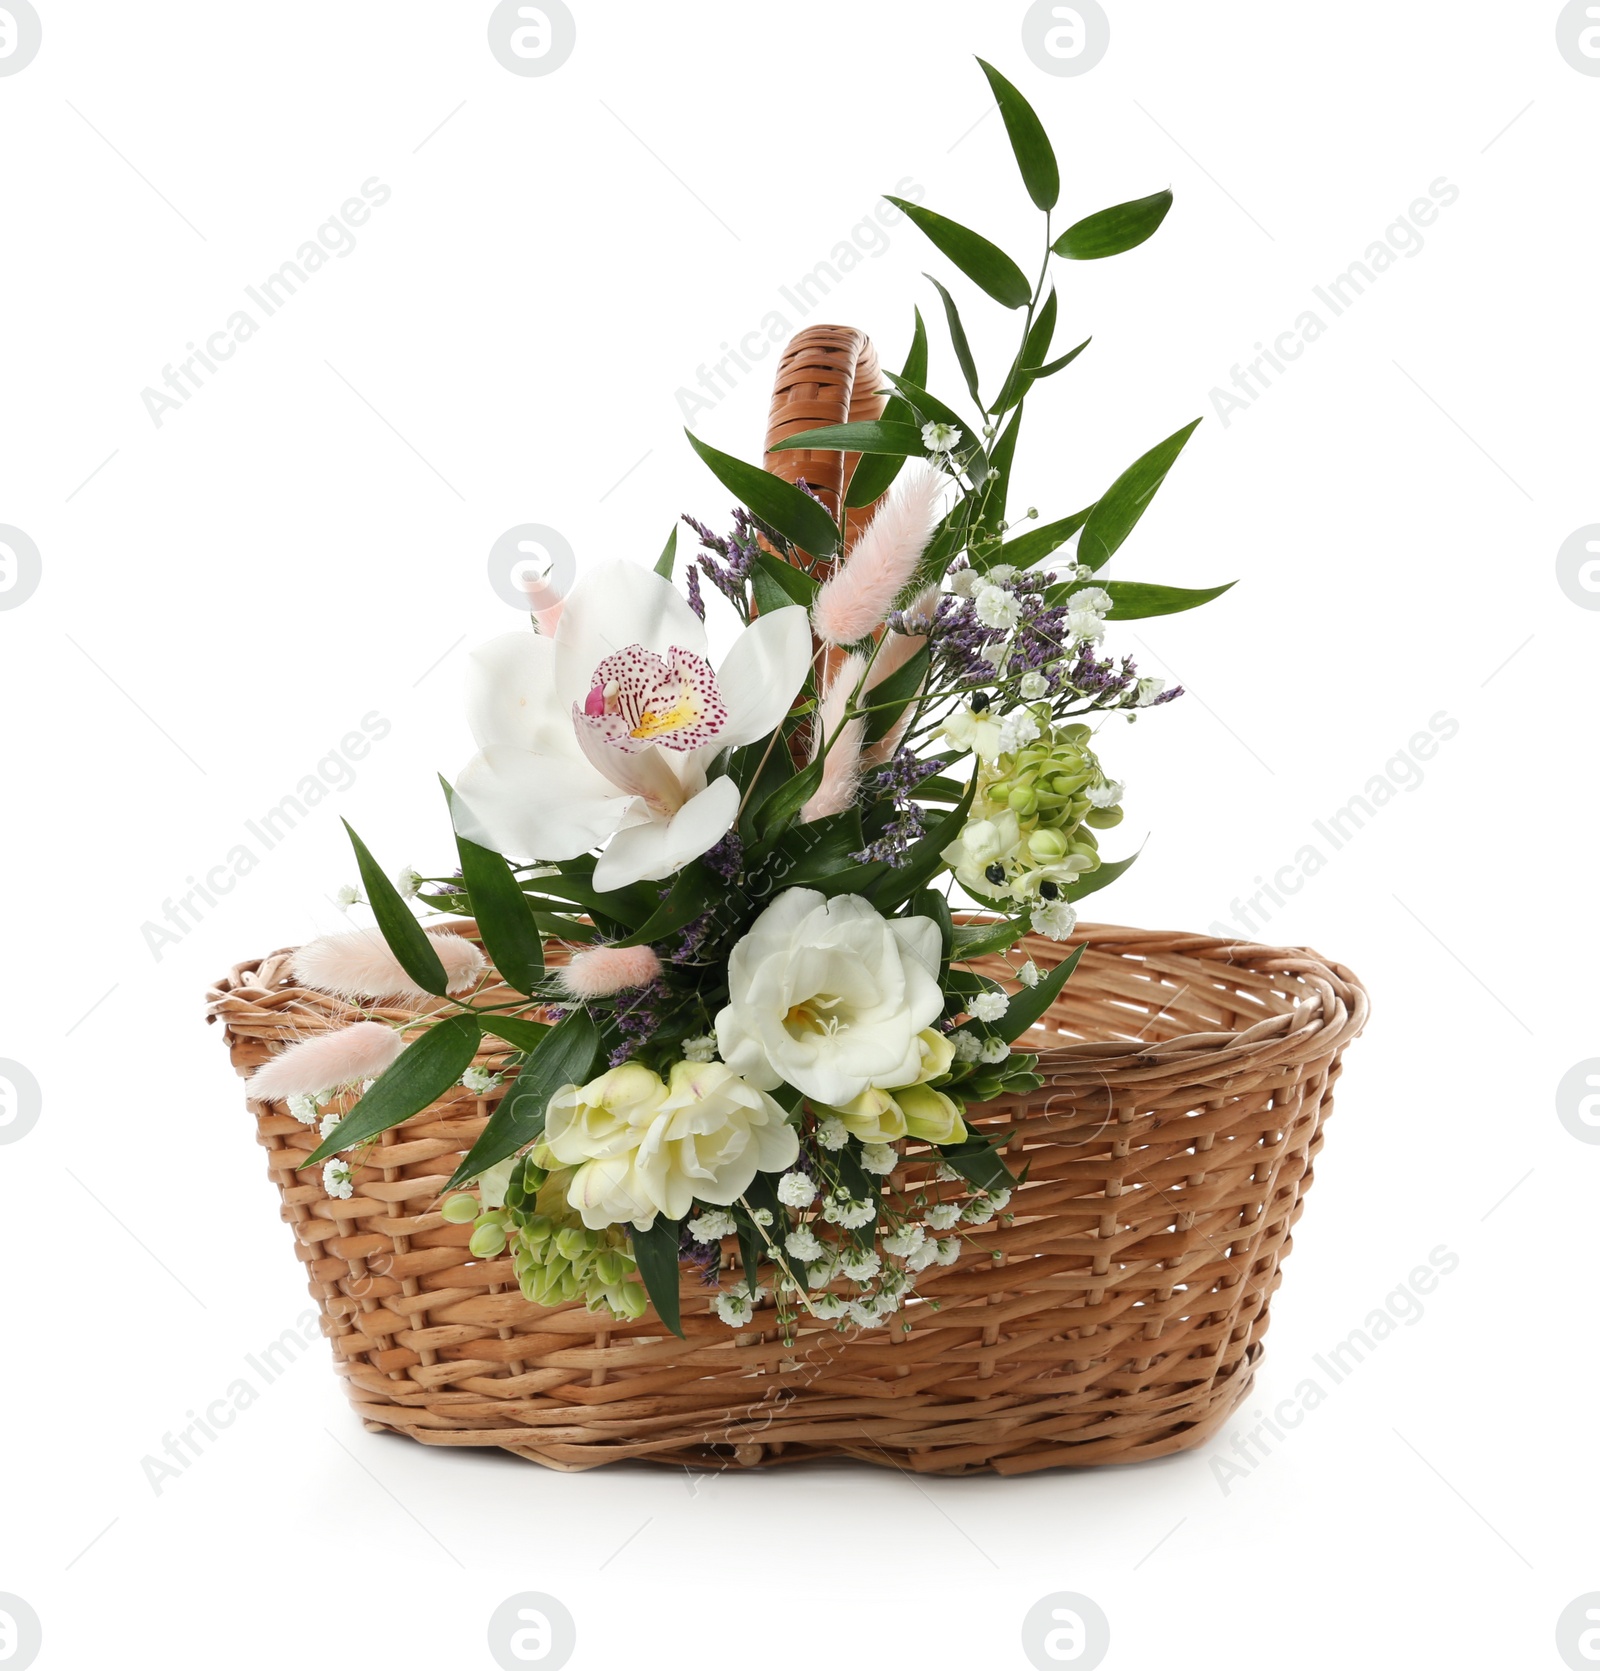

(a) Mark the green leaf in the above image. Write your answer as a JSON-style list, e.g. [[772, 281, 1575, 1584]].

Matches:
[[751, 552, 819, 606], [1053, 189, 1174, 260], [984, 505, 1094, 573], [734, 1174, 784, 1293], [1063, 847, 1141, 902], [342, 820, 448, 997], [937, 1135, 1018, 1194], [876, 370, 969, 436], [1034, 336, 1091, 379], [753, 753, 825, 843], [775, 808, 868, 888], [612, 859, 721, 949], [769, 420, 927, 458], [976, 405, 1022, 533], [910, 888, 955, 972], [990, 289, 1058, 415], [654, 526, 677, 580], [976, 58, 1060, 211], [686, 430, 840, 558], [304, 1013, 482, 1167], [884, 197, 1033, 309], [1077, 418, 1202, 573], [1100, 579, 1235, 619], [927, 275, 983, 411], [478, 1015, 550, 1052], [993, 942, 1085, 1044], [863, 645, 930, 746], [846, 309, 930, 510], [448, 1006, 600, 1186], [951, 916, 1030, 960], [628, 1214, 685, 1337], [443, 782, 545, 995]]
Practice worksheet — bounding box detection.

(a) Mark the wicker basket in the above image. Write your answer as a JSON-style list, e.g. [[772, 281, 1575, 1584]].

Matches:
[[208, 327, 1368, 1475]]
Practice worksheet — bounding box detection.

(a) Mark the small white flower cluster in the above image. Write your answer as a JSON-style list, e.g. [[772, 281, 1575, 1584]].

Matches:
[[322, 1159, 354, 1200], [1061, 583, 1112, 645], [681, 1034, 718, 1063], [705, 1153, 1014, 1334], [461, 1065, 502, 1095]]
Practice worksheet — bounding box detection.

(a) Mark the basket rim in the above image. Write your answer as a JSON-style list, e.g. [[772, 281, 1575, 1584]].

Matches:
[[207, 919, 1368, 1086]]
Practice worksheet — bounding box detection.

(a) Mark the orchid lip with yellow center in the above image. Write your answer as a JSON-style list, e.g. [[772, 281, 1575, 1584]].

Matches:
[[573, 643, 727, 755]]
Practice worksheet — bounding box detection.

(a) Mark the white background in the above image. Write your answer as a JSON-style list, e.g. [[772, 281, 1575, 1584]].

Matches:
[[1, 3, 1596, 1668]]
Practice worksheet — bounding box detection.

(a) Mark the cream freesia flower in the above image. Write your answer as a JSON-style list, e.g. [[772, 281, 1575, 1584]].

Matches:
[[453, 559, 812, 890], [714, 889, 943, 1107], [544, 1060, 797, 1229]]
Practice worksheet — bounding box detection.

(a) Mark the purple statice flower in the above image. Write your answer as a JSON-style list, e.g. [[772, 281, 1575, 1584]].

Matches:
[[669, 909, 715, 965], [1153, 684, 1185, 705], [675, 1221, 723, 1286], [683, 506, 762, 606], [608, 979, 666, 1066], [703, 828, 743, 881], [685, 562, 706, 621], [850, 746, 939, 867]]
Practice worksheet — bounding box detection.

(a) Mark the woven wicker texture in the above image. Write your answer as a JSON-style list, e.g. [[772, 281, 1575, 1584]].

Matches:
[[208, 925, 1366, 1475], [762, 323, 886, 567]]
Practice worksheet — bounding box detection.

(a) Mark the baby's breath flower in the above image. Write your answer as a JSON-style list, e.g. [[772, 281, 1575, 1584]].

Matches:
[[860, 1142, 897, 1176], [1017, 960, 1041, 988], [681, 1034, 718, 1063], [978, 1038, 1012, 1065], [970, 991, 1009, 1023], [687, 1209, 737, 1243], [935, 1163, 964, 1183], [1085, 780, 1123, 809], [750, 1207, 774, 1228], [322, 1159, 354, 1200], [777, 1170, 818, 1209], [934, 1237, 962, 1266], [986, 564, 1018, 585], [785, 1225, 824, 1262], [906, 1240, 942, 1273], [287, 1093, 319, 1126], [1032, 900, 1078, 941], [333, 884, 361, 911], [974, 584, 1022, 631], [811, 1292, 847, 1319], [714, 1290, 756, 1327], [395, 866, 422, 900], [822, 1191, 876, 1230], [318, 1112, 344, 1144], [997, 709, 1040, 754], [846, 1299, 881, 1329], [924, 1203, 962, 1232], [806, 1257, 838, 1290], [1019, 670, 1049, 700], [951, 1030, 983, 1063], [461, 1065, 500, 1095], [1135, 677, 1167, 707], [921, 420, 962, 454], [816, 1116, 849, 1151], [883, 1224, 926, 1258], [962, 1197, 998, 1225], [839, 1249, 882, 1283]]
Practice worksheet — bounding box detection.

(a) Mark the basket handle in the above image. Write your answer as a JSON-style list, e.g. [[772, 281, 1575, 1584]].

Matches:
[[763, 325, 887, 571]]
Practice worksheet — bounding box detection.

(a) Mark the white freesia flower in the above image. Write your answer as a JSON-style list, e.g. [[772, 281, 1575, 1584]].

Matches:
[[454, 560, 812, 890], [714, 889, 943, 1106], [544, 1060, 798, 1229]]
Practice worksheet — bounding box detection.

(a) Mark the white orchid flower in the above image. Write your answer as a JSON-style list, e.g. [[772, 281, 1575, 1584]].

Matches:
[[453, 559, 813, 890]]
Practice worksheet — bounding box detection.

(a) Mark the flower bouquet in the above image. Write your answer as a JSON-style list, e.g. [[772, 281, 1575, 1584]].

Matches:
[[212, 61, 1366, 1474]]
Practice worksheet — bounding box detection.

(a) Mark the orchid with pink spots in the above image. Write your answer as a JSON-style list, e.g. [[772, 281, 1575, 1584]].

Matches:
[[452, 559, 812, 890]]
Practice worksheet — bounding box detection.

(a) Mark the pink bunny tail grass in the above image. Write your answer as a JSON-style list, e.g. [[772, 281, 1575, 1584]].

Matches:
[[802, 653, 867, 822], [860, 587, 938, 770], [250, 1021, 404, 1102], [521, 573, 565, 637], [292, 929, 486, 1001], [809, 463, 948, 647], [557, 944, 663, 999]]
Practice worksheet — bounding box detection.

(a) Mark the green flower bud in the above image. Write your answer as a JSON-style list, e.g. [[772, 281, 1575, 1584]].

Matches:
[[520, 1213, 552, 1246], [613, 1282, 649, 1320], [518, 1157, 550, 1192], [439, 1194, 479, 1224], [468, 1221, 507, 1258], [595, 1250, 629, 1285], [1007, 786, 1038, 817], [1060, 723, 1092, 744], [554, 1226, 589, 1262], [1051, 771, 1090, 796], [1027, 828, 1069, 862]]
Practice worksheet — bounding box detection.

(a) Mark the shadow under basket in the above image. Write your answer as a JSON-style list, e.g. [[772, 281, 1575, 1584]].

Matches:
[[207, 924, 1367, 1477]]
